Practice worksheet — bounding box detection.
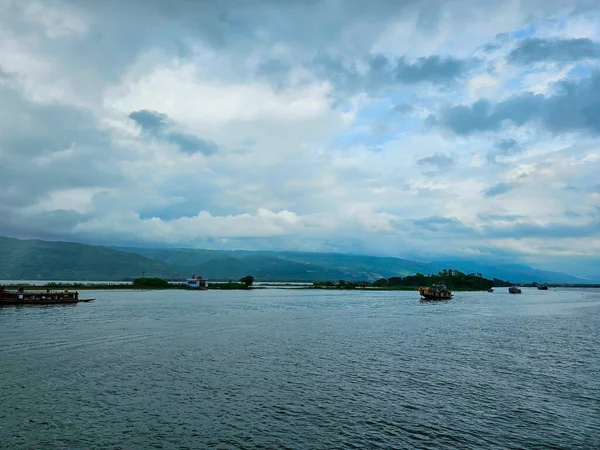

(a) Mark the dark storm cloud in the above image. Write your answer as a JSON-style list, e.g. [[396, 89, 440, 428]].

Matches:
[[128, 109, 168, 132], [497, 138, 519, 151], [396, 55, 473, 84], [508, 38, 600, 64], [411, 216, 473, 234], [432, 72, 600, 135], [482, 182, 517, 197], [486, 138, 524, 164], [255, 59, 291, 89], [0, 82, 109, 158], [308, 53, 478, 97], [52, 0, 422, 73], [0, 210, 90, 242], [391, 103, 414, 114], [129, 110, 218, 155], [0, 83, 122, 209]]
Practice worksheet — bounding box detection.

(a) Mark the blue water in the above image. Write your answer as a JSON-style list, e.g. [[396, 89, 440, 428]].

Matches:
[[1, 288, 599, 449]]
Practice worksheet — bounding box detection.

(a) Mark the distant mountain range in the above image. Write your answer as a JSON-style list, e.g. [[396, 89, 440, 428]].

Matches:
[[111, 247, 439, 282], [113, 247, 586, 284], [0, 236, 588, 283], [0, 236, 180, 281]]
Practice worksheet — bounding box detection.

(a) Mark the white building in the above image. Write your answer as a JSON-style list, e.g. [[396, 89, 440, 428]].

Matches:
[[186, 274, 208, 289]]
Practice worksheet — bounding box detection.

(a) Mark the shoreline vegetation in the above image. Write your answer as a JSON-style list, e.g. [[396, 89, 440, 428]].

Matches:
[[3, 271, 600, 292]]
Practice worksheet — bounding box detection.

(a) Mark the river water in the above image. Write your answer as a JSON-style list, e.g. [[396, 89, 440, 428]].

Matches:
[[1, 288, 599, 449]]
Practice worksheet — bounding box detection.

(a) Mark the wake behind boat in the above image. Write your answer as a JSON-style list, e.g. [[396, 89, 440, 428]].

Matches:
[[0, 286, 94, 305]]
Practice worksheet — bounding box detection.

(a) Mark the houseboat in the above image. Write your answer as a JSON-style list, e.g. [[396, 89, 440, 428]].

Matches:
[[508, 285, 522, 294], [0, 286, 94, 305], [418, 284, 452, 300], [185, 274, 208, 290]]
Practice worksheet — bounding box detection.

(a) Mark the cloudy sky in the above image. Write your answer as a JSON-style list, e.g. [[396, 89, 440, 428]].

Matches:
[[1, 0, 599, 276]]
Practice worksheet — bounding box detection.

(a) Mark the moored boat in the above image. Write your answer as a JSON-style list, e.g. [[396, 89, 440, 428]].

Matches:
[[418, 284, 452, 300], [0, 286, 94, 305], [508, 285, 522, 294]]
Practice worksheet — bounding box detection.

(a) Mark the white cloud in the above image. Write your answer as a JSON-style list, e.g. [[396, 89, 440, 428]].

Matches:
[[106, 62, 334, 126], [0, 0, 599, 276]]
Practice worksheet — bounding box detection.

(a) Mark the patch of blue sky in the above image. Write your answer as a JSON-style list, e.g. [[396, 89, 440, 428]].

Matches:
[[388, 89, 413, 106], [553, 17, 568, 33], [331, 129, 381, 148], [504, 75, 523, 92], [332, 116, 423, 150], [356, 97, 393, 119], [569, 64, 592, 77], [331, 116, 424, 150], [511, 24, 537, 39], [330, 88, 435, 150]]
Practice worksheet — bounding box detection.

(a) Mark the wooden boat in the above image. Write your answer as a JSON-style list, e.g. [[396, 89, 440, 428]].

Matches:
[[508, 285, 522, 294], [0, 286, 94, 305], [536, 285, 548, 290], [418, 284, 452, 300], [488, 288, 494, 292]]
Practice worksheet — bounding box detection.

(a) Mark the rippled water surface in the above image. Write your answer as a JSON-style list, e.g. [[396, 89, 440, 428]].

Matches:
[[1, 288, 599, 449]]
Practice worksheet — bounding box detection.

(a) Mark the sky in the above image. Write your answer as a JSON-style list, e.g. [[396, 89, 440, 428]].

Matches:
[[1, 0, 599, 278]]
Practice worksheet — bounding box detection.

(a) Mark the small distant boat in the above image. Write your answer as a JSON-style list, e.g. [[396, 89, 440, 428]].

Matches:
[[536, 285, 549, 290], [0, 286, 94, 306], [418, 284, 452, 300], [488, 288, 494, 292], [508, 285, 522, 294]]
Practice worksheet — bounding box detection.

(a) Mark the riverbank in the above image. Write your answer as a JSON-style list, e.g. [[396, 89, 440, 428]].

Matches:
[[1, 283, 499, 292], [1, 282, 253, 291], [5, 281, 598, 292], [307, 285, 511, 291]]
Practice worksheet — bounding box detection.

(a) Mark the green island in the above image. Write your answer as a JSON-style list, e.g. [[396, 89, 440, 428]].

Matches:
[[311, 270, 505, 291]]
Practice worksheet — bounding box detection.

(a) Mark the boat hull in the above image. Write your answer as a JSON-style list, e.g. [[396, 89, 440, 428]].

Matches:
[[0, 287, 94, 306]]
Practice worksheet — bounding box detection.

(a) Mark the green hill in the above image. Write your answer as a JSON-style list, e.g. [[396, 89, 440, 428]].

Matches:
[[235, 251, 439, 279], [1, 236, 586, 283], [113, 247, 368, 281], [112, 247, 228, 268], [0, 236, 182, 281], [115, 247, 584, 283], [114, 247, 442, 281]]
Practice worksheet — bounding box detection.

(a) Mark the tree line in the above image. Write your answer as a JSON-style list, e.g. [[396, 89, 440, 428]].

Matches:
[[313, 269, 512, 290]]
